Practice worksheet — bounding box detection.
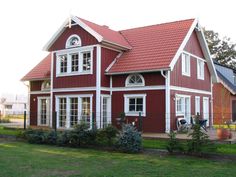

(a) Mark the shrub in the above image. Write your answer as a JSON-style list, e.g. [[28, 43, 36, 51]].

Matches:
[[44, 130, 57, 145], [166, 131, 183, 153], [116, 124, 142, 153], [187, 118, 213, 154], [96, 125, 118, 146], [57, 130, 71, 146], [23, 129, 46, 144], [0, 118, 11, 123]]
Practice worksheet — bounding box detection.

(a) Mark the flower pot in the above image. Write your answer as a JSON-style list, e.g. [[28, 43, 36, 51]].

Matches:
[[217, 128, 230, 140]]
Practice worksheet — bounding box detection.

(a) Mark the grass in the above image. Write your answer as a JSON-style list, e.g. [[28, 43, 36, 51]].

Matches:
[[143, 138, 236, 155], [0, 126, 22, 136], [0, 142, 235, 177]]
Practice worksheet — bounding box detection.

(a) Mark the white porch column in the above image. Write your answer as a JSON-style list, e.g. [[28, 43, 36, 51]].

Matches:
[[165, 71, 171, 133]]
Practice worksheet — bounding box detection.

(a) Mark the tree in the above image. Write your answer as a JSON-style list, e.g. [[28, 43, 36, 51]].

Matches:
[[203, 29, 236, 69]]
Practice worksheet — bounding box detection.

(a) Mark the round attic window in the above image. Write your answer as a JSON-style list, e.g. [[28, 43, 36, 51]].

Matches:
[[65, 34, 81, 48]]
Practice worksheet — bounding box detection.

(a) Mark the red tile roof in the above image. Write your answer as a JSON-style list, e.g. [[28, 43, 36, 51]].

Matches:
[[21, 54, 51, 81], [108, 19, 195, 74], [78, 17, 131, 49]]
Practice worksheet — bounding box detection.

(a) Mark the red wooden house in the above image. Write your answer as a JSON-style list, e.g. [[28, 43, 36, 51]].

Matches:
[[22, 16, 218, 133], [213, 62, 236, 124]]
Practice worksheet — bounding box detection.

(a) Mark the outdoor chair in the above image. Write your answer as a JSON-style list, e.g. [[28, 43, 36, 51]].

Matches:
[[191, 115, 207, 132], [176, 117, 191, 132]]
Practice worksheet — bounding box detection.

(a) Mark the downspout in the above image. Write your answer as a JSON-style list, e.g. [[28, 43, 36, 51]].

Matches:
[[161, 70, 171, 133]]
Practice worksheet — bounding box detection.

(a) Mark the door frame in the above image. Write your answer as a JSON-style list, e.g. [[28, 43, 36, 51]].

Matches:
[[101, 94, 111, 128]]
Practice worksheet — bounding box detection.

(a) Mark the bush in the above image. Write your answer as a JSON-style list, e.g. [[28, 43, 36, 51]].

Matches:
[[57, 130, 71, 146], [187, 118, 213, 154], [44, 130, 57, 145], [23, 129, 46, 144], [96, 125, 118, 146], [116, 124, 142, 153], [166, 131, 183, 153], [0, 118, 11, 123]]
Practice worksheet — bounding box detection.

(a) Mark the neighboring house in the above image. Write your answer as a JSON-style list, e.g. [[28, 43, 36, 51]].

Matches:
[[21, 16, 217, 133], [0, 94, 27, 117], [213, 62, 236, 124]]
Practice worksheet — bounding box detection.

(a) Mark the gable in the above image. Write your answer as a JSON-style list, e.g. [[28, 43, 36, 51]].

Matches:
[[49, 25, 98, 51]]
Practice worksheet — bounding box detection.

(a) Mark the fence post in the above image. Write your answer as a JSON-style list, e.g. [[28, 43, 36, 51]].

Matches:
[[53, 111, 57, 132], [138, 112, 143, 132], [24, 111, 26, 130]]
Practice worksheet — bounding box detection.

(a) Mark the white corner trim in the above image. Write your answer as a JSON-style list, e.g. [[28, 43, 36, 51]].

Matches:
[[96, 45, 101, 128], [169, 19, 198, 70], [164, 71, 171, 133], [50, 52, 54, 128], [170, 86, 212, 95]]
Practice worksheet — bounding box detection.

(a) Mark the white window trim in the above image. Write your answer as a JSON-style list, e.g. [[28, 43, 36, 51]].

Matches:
[[181, 53, 191, 77], [55, 94, 93, 129], [175, 94, 191, 116], [124, 94, 146, 117], [37, 97, 50, 126], [125, 74, 145, 87], [195, 96, 200, 115], [197, 59, 205, 80], [56, 46, 93, 77], [65, 34, 82, 48], [41, 80, 51, 91]]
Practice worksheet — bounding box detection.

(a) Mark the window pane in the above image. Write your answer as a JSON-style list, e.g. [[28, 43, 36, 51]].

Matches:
[[136, 105, 143, 111], [128, 74, 143, 85], [129, 98, 135, 105], [137, 98, 143, 104], [81, 97, 91, 125], [59, 55, 67, 73], [82, 52, 91, 71], [129, 105, 135, 111], [71, 53, 79, 72], [70, 97, 78, 127], [59, 98, 67, 127]]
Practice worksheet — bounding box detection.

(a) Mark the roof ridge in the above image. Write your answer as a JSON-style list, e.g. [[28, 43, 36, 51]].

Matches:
[[119, 18, 195, 32]]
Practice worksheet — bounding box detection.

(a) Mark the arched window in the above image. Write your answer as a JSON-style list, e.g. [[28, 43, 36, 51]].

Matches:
[[125, 74, 145, 87], [65, 34, 81, 48], [41, 81, 51, 91]]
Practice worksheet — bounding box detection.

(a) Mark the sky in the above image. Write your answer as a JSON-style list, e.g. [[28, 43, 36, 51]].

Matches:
[[0, 0, 235, 96]]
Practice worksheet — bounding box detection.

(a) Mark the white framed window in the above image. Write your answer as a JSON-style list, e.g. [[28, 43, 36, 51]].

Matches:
[[125, 74, 145, 87], [175, 94, 191, 123], [56, 94, 93, 129], [124, 94, 146, 116], [195, 96, 200, 115], [56, 47, 93, 76], [65, 34, 82, 48], [197, 59, 205, 80], [182, 53, 190, 76]]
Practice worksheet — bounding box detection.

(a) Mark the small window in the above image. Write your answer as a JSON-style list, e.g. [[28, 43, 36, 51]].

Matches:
[[58, 55, 67, 73], [124, 94, 146, 116], [126, 74, 145, 87], [182, 53, 190, 76], [197, 59, 204, 80], [82, 51, 91, 72], [66, 34, 81, 48], [41, 81, 51, 91]]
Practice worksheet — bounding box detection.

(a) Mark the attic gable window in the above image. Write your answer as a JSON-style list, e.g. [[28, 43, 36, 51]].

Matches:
[[41, 81, 51, 91], [182, 53, 190, 76], [125, 74, 145, 87], [65, 34, 81, 48], [197, 59, 205, 80]]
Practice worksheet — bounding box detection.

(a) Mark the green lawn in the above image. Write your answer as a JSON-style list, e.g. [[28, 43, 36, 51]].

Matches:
[[0, 126, 22, 136], [0, 142, 235, 177]]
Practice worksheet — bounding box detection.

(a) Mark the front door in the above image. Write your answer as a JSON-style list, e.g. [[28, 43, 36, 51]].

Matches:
[[38, 97, 50, 126], [203, 97, 209, 126], [232, 100, 236, 122], [101, 96, 111, 128]]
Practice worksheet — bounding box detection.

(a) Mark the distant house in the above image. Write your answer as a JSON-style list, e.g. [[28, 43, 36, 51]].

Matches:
[[213, 62, 236, 124], [0, 94, 27, 117], [21, 16, 217, 133]]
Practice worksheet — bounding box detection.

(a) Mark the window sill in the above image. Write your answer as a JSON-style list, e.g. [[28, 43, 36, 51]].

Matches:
[[197, 76, 204, 80], [182, 73, 191, 77], [56, 71, 92, 77], [125, 112, 146, 117]]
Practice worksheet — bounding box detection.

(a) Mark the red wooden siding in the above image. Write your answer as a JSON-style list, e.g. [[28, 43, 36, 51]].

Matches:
[[170, 90, 212, 130], [170, 32, 211, 91], [53, 49, 97, 88], [213, 83, 232, 124], [101, 47, 119, 87], [111, 90, 165, 133], [49, 25, 98, 51], [30, 81, 43, 91], [112, 72, 165, 87], [30, 94, 50, 126]]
